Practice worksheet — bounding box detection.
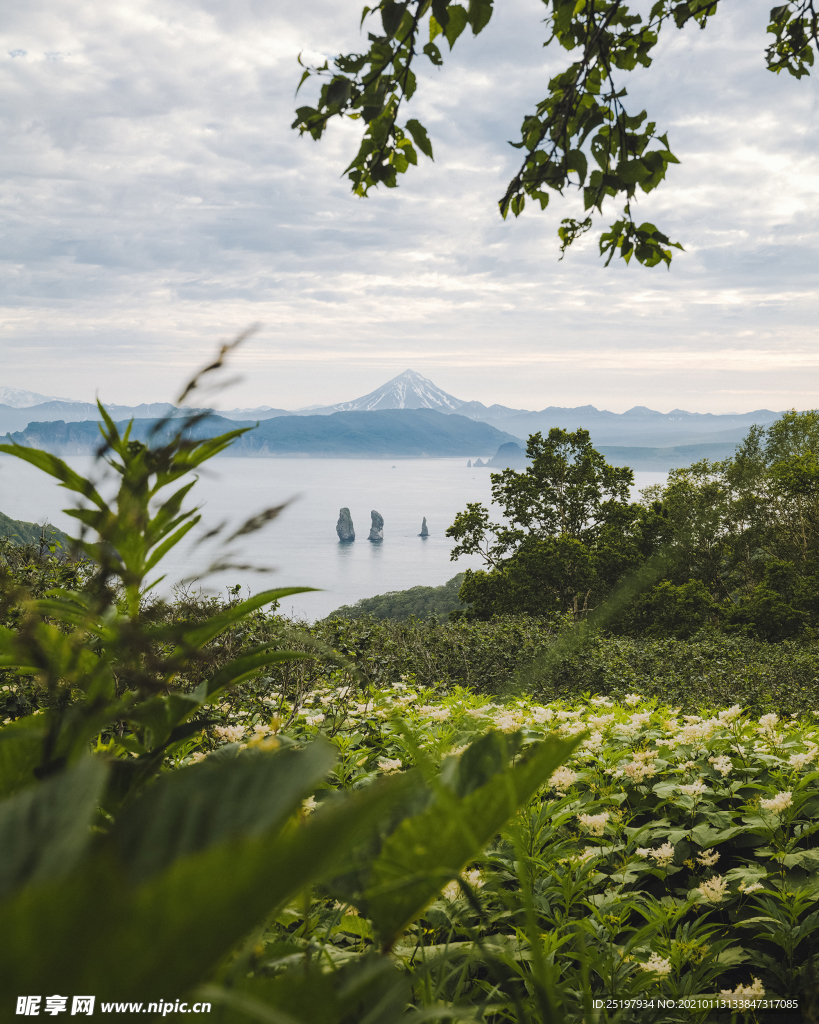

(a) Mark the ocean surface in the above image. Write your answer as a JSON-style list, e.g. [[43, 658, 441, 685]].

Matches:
[[0, 455, 667, 620]]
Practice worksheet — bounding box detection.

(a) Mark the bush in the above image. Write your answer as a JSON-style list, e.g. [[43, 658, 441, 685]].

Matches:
[[328, 572, 467, 620]]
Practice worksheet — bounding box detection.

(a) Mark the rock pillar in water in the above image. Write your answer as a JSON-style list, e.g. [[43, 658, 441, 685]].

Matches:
[[420, 517, 429, 538], [368, 510, 384, 543], [467, 459, 472, 467], [336, 508, 355, 542]]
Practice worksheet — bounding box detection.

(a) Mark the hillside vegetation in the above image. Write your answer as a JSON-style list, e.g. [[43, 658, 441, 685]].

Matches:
[[328, 572, 467, 620], [0, 402, 818, 1020]]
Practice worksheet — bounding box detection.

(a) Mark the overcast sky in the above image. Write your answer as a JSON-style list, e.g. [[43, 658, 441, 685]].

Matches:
[[0, 0, 817, 413]]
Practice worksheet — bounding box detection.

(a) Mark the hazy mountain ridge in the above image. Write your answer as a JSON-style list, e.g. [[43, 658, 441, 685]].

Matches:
[[1, 370, 787, 449], [6, 410, 522, 459]]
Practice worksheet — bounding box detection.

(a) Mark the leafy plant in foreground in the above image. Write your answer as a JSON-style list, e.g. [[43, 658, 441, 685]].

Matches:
[[0, 392, 580, 1021]]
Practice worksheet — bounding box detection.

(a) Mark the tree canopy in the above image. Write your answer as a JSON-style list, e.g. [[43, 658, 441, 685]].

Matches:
[[293, 0, 818, 267], [446, 411, 819, 641]]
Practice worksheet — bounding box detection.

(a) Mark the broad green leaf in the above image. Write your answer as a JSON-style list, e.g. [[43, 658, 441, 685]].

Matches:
[[405, 119, 433, 160], [0, 716, 46, 798], [201, 954, 409, 1024], [365, 731, 579, 947], [111, 743, 336, 883], [0, 755, 106, 901], [0, 772, 407, 1000]]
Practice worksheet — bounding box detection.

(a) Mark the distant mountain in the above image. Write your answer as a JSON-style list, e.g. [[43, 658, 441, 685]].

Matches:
[[286, 369, 785, 448], [241, 410, 521, 457], [0, 401, 185, 435], [308, 369, 465, 414], [6, 410, 522, 459], [476, 439, 744, 472], [0, 387, 72, 408], [3, 369, 790, 450]]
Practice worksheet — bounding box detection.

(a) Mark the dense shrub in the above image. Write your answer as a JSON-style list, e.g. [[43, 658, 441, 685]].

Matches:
[[328, 572, 467, 621]]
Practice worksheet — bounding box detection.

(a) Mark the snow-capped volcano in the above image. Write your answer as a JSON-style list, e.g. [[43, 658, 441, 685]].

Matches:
[[322, 369, 466, 414]]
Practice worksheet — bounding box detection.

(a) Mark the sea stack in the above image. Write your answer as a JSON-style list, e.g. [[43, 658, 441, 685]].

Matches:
[[467, 460, 472, 467], [336, 508, 355, 543], [419, 517, 428, 538], [368, 510, 384, 543]]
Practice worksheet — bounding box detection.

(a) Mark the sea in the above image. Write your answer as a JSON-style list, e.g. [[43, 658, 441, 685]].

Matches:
[[0, 455, 667, 620]]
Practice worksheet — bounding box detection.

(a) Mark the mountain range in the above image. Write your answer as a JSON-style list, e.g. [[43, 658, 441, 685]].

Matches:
[[7, 410, 521, 459], [0, 369, 789, 455]]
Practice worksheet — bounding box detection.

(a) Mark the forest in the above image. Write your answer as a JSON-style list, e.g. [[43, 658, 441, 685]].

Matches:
[[0, 407, 816, 1022]]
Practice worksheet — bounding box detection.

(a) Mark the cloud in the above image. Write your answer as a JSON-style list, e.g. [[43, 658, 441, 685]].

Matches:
[[0, 0, 817, 412]]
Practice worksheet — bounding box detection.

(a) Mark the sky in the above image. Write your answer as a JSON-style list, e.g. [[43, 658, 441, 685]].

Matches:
[[0, 0, 817, 414]]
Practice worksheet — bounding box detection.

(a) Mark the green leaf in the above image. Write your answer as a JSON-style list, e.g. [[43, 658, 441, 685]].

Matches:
[[0, 756, 107, 901], [0, 770, 406, 1000], [202, 954, 409, 1024], [405, 119, 434, 160], [364, 731, 580, 947], [110, 743, 336, 883], [443, 4, 468, 47], [0, 717, 46, 799], [423, 41, 443, 65]]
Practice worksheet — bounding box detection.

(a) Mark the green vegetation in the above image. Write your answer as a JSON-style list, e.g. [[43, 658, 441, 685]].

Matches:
[[328, 572, 467, 620], [447, 413, 819, 644], [2, 386, 819, 1019], [0, 510, 67, 549], [294, 0, 817, 266]]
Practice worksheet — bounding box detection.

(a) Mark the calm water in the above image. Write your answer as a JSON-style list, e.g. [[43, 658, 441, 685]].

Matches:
[[0, 455, 667, 620]]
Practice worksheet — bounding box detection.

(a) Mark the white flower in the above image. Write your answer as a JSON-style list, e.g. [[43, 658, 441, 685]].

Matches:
[[442, 869, 485, 900], [758, 713, 779, 732], [739, 880, 764, 895], [590, 696, 613, 707], [622, 761, 657, 783], [495, 711, 525, 732], [189, 751, 207, 763], [577, 812, 609, 836], [679, 780, 708, 797], [760, 791, 793, 814], [213, 724, 245, 743], [466, 704, 496, 717], [624, 693, 643, 706], [720, 978, 765, 1000], [696, 874, 729, 904], [629, 711, 652, 728], [448, 744, 470, 757], [377, 757, 403, 774], [529, 706, 555, 725], [419, 705, 450, 721], [549, 767, 578, 794], [649, 842, 675, 867], [697, 849, 720, 867], [635, 847, 652, 858], [560, 720, 588, 737], [583, 731, 604, 752], [589, 714, 615, 729], [788, 751, 814, 769], [302, 796, 317, 814], [708, 755, 733, 776], [305, 714, 325, 727], [639, 953, 672, 975], [718, 705, 743, 723]]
